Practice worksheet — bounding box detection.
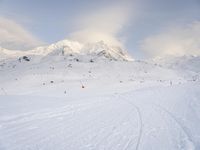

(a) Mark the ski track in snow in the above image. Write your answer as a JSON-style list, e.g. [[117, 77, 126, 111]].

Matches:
[[0, 84, 200, 150], [117, 95, 143, 150], [152, 104, 195, 149], [0, 97, 139, 150], [0, 59, 200, 150]]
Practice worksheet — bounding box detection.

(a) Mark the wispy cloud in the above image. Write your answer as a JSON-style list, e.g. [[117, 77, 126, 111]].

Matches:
[[69, 1, 134, 47], [0, 17, 43, 50], [141, 21, 200, 57]]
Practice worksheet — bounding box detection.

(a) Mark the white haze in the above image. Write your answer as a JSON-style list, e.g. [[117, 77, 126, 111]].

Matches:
[[69, 2, 134, 48], [0, 17, 43, 50], [141, 21, 200, 57]]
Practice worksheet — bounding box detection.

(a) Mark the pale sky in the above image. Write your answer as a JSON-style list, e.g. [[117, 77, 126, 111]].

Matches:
[[0, 0, 200, 58]]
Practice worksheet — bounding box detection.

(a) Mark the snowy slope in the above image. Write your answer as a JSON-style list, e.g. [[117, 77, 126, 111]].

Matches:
[[0, 46, 200, 149], [0, 80, 199, 150], [152, 55, 200, 72]]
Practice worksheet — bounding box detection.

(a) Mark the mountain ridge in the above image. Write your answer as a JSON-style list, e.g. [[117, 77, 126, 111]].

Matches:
[[0, 39, 133, 62]]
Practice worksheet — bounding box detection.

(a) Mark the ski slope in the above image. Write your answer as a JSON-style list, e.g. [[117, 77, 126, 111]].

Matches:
[[0, 45, 200, 150], [0, 83, 199, 150]]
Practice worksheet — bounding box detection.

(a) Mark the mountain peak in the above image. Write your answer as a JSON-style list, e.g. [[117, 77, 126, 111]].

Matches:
[[81, 41, 133, 61]]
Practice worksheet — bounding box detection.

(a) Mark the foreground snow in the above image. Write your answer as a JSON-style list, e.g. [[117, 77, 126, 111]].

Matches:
[[0, 59, 200, 150]]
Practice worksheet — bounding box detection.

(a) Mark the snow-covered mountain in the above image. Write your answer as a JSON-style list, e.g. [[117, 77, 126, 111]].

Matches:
[[0, 39, 133, 62], [29, 40, 83, 56], [81, 41, 133, 61], [0, 41, 200, 150]]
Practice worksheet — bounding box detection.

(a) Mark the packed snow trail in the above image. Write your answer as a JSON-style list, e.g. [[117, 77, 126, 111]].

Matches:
[[0, 83, 199, 150], [0, 96, 141, 150]]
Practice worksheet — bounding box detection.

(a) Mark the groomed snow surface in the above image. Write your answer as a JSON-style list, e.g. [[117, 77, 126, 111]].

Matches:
[[0, 58, 200, 150]]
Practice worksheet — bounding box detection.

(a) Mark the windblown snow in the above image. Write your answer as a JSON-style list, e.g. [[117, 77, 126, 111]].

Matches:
[[0, 39, 200, 150]]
